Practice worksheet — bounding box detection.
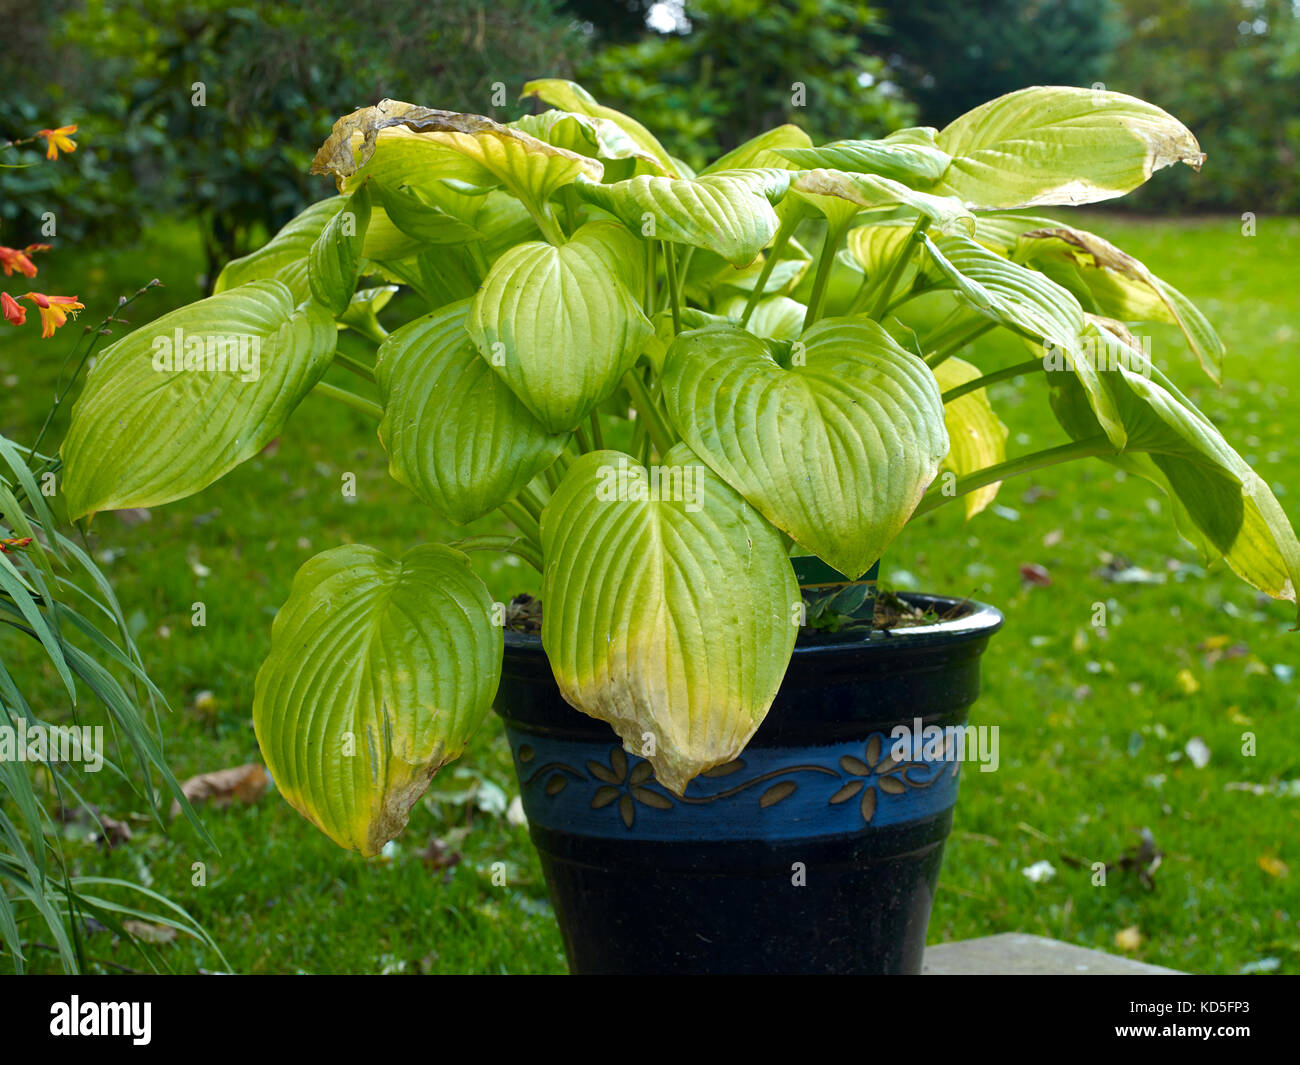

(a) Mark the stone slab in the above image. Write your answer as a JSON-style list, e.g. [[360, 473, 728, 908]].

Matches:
[[923, 933, 1183, 975]]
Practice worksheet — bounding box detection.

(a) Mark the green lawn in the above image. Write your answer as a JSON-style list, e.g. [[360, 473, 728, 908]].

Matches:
[[1, 211, 1296, 974]]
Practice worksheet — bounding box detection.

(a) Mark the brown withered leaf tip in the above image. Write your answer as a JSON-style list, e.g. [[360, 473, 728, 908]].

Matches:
[[309, 98, 600, 188]]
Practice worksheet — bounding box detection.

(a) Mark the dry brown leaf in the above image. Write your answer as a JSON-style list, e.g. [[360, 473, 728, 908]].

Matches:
[[171, 763, 269, 818], [123, 920, 177, 945]]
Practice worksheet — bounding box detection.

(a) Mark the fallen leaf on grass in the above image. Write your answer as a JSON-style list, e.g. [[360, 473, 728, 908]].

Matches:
[[170, 763, 269, 818], [420, 836, 462, 872], [1019, 562, 1052, 587], [1106, 827, 1163, 889], [123, 920, 177, 945], [1258, 855, 1289, 878], [1114, 926, 1142, 953]]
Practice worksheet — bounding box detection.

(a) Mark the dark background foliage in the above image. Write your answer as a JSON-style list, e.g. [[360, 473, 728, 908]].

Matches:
[[3, 0, 1297, 288]]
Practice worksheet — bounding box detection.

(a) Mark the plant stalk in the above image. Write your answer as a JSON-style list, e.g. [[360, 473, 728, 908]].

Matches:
[[312, 381, 383, 422], [913, 435, 1114, 518]]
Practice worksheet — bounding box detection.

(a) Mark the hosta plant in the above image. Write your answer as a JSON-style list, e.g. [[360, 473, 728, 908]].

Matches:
[[61, 82, 1300, 855]]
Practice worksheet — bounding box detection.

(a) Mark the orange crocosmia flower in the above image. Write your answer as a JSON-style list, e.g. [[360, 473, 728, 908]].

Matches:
[[1, 292, 25, 326], [0, 245, 39, 278], [37, 124, 78, 160], [20, 292, 84, 338]]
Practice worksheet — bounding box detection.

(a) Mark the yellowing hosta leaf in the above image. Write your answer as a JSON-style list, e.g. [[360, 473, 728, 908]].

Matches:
[[1050, 324, 1300, 615], [574, 169, 793, 267], [376, 300, 568, 523], [922, 233, 1125, 449], [309, 183, 372, 316], [541, 445, 798, 793], [661, 319, 949, 579], [511, 109, 662, 178], [254, 544, 502, 856], [934, 85, 1204, 209], [791, 169, 974, 233], [521, 78, 678, 176], [310, 99, 602, 218], [1015, 224, 1223, 382], [702, 125, 812, 174], [62, 280, 336, 519], [779, 127, 952, 185], [468, 221, 651, 432], [933, 357, 1009, 518]]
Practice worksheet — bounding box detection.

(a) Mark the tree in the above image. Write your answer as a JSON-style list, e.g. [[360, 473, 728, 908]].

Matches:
[[16, 0, 585, 284], [579, 0, 916, 170], [1102, 0, 1300, 214], [874, 0, 1120, 127]]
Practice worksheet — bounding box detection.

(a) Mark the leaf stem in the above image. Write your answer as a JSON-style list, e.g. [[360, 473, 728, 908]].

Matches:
[[868, 215, 931, 321], [450, 535, 543, 573], [517, 482, 548, 523], [499, 500, 542, 546], [333, 350, 376, 384], [530, 203, 567, 246], [925, 320, 996, 368], [941, 358, 1045, 403], [740, 210, 799, 328], [663, 242, 683, 335], [802, 218, 852, 331], [312, 381, 383, 421], [622, 369, 674, 457], [913, 434, 1114, 518]]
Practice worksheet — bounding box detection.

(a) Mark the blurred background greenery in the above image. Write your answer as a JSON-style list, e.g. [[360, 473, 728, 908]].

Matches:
[[2, 0, 1298, 974], [9, 0, 1300, 284]]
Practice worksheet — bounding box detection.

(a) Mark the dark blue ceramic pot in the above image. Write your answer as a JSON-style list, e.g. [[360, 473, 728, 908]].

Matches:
[[495, 592, 1003, 974]]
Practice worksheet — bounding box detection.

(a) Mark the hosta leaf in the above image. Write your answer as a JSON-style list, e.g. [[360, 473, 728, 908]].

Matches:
[[703, 125, 812, 174], [468, 221, 651, 431], [685, 240, 810, 301], [511, 109, 661, 178], [922, 233, 1125, 449], [254, 544, 502, 856], [521, 78, 677, 176], [933, 357, 1009, 518], [216, 195, 430, 301], [216, 198, 344, 303], [309, 183, 372, 316], [63, 280, 336, 519], [374, 183, 484, 245], [1049, 323, 1300, 614], [720, 294, 806, 340], [779, 127, 952, 185], [574, 169, 793, 267], [310, 99, 602, 218], [541, 445, 798, 793], [934, 86, 1204, 209], [1015, 224, 1223, 382], [339, 285, 398, 336], [376, 300, 568, 523], [847, 220, 913, 277], [661, 318, 949, 578], [791, 169, 974, 233]]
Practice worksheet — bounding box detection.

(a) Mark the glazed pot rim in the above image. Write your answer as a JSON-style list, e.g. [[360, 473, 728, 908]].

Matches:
[[503, 591, 1004, 659]]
